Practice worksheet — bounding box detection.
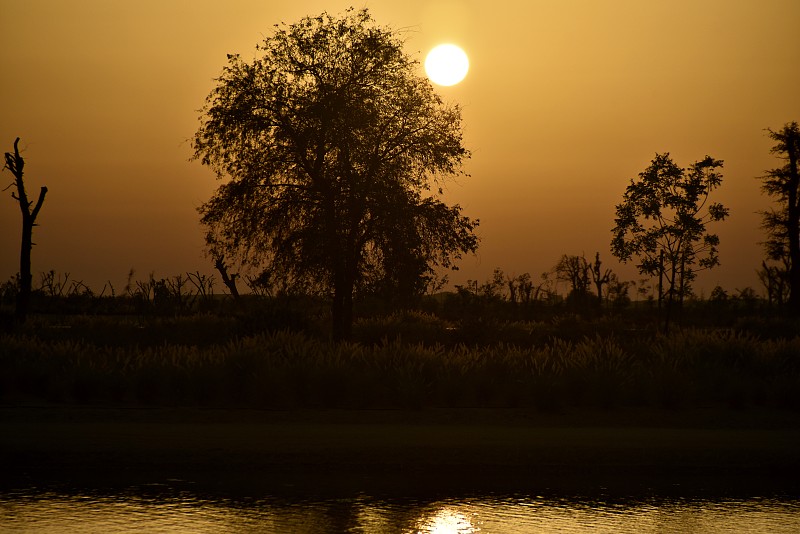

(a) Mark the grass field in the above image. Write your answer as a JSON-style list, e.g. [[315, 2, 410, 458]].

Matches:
[[2, 317, 798, 411]]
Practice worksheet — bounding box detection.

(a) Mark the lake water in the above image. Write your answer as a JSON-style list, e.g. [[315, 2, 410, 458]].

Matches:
[[2, 483, 799, 533]]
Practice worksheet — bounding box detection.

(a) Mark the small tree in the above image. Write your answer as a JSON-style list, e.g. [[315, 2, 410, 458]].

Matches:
[[193, 9, 478, 340], [758, 121, 800, 312], [515, 273, 534, 305], [757, 259, 790, 306], [606, 277, 631, 311], [3, 138, 47, 323], [611, 153, 728, 331], [554, 254, 592, 306], [481, 268, 507, 300], [590, 252, 614, 303]]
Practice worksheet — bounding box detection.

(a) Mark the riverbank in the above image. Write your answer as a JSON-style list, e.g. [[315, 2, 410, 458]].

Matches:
[[2, 405, 798, 496]]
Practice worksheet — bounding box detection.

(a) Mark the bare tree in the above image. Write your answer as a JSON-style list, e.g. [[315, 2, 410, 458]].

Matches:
[[554, 254, 591, 298], [3, 138, 47, 323], [590, 252, 614, 302], [506, 273, 518, 304], [187, 271, 216, 306], [515, 273, 534, 305]]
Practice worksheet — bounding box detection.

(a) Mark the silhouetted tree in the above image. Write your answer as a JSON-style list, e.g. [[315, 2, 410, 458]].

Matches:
[[3, 138, 47, 323], [709, 285, 729, 304], [554, 254, 592, 306], [193, 9, 478, 340], [535, 271, 557, 303], [210, 248, 240, 299], [606, 277, 632, 311], [757, 258, 789, 306], [506, 273, 518, 304], [590, 252, 614, 302], [481, 268, 507, 300], [758, 121, 800, 312], [611, 153, 728, 331], [514, 273, 534, 304]]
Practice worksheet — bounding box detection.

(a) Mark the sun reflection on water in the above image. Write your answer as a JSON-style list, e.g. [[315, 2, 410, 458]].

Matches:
[[414, 507, 479, 534], [2, 488, 800, 533]]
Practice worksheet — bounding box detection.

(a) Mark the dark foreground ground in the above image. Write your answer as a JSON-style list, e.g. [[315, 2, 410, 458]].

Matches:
[[2, 405, 799, 497]]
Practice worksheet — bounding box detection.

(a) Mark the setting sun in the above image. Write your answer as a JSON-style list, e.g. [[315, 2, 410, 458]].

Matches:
[[424, 44, 469, 86]]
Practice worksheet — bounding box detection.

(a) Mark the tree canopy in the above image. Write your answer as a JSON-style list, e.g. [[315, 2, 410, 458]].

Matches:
[[611, 153, 728, 328], [192, 9, 478, 339]]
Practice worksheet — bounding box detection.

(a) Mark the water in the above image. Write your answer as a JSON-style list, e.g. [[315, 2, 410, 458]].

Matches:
[[2, 483, 799, 533]]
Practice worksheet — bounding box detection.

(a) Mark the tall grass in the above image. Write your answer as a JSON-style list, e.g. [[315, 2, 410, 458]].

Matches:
[[2, 328, 797, 411], [7, 314, 241, 347]]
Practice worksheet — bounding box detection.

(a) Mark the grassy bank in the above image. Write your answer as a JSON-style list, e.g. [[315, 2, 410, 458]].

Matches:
[[3, 306, 798, 496], [2, 406, 799, 495], [2, 324, 799, 411]]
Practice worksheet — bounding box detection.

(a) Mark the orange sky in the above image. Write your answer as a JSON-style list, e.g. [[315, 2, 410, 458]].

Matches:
[[1, 1, 799, 296]]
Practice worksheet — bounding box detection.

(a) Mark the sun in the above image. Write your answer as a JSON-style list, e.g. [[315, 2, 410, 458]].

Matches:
[[424, 44, 469, 86]]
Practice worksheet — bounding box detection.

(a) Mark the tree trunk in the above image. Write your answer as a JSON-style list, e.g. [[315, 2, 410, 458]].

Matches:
[[592, 253, 604, 301], [5, 138, 47, 324], [331, 267, 355, 342], [16, 217, 34, 322], [657, 250, 664, 311], [786, 139, 800, 313], [663, 256, 677, 335], [212, 254, 240, 299]]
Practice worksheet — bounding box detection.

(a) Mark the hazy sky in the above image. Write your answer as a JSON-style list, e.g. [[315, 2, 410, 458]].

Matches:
[[2, 1, 799, 296]]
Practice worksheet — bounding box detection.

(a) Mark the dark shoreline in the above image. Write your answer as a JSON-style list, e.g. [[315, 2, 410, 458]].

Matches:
[[2, 405, 799, 497]]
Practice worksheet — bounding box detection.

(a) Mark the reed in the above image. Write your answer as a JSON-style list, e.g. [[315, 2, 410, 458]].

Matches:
[[2, 324, 797, 411]]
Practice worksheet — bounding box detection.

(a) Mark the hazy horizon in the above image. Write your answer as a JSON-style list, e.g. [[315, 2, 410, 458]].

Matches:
[[2, 1, 799, 297]]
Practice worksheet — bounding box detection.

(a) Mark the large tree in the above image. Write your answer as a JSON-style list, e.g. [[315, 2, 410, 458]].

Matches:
[[611, 153, 728, 330], [193, 9, 478, 340], [758, 121, 800, 312]]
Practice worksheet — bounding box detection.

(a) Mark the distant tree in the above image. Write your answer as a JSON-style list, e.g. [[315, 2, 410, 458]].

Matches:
[[505, 272, 534, 305], [611, 153, 728, 331], [758, 121, 800, 312], [733, 287, 759, 310], [709, 285, 729, 304], [514, 273, 534, 304], [554, 254, 592, 304], [193, 9, 478, 340], [482, 268, 507, 300], [3, 138, 47, 324], [589, 252, 614, 302], [186, 270, 216, 306], [553, 254, 587, 294], [506, 273, 518, 304], [606, 277, 632, 311], [756, 259, 790, 306], [536, 271, 557, 303]]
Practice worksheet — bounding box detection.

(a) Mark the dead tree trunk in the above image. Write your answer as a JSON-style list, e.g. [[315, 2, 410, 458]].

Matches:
[[590, 252, 612, 303], [212, 253, 240, 299], [4, 138, 47, 324]]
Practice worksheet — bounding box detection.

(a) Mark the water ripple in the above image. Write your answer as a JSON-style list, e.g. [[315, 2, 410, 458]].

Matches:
[[1, 487, 799, 533]]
